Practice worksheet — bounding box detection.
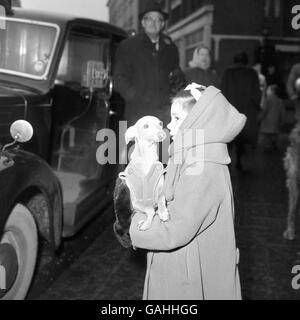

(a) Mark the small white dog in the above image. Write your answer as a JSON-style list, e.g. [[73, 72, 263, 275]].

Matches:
[[118, 116, 169, 231]]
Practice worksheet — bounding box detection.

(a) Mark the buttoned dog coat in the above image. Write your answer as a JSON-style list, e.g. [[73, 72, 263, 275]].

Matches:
[[129, 86, 246, 300]]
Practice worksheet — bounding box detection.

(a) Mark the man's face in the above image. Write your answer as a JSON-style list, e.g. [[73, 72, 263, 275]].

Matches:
[[141, 11, 165, 37]]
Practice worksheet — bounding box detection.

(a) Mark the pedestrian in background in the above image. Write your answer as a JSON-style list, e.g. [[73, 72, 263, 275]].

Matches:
[[258, 84, 285, 152], [221, 51, 261, 170], [184, 44, 220, 88], [113, 0, 184, 128], [287, 63, 300, 122], [253, 62, 267, 108], [287, 63, 300, 101]]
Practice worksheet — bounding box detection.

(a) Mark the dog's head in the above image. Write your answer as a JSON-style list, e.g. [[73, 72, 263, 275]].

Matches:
[[125, 116, 166, 144]]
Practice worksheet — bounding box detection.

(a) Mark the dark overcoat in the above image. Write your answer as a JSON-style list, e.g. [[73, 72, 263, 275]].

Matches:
[[184, 67, 220, 89], [221, 64, 261, 145], [113, 32, 180, 126]]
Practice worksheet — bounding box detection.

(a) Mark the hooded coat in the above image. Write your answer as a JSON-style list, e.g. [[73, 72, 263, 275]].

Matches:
[[184, 67, 220, 89], [129, 86, 246, 300]]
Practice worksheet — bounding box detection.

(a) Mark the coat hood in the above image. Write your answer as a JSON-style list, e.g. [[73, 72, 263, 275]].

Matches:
[[171, 86, 247, 165]]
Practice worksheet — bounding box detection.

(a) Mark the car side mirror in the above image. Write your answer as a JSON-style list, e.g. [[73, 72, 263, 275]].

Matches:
[[10, 120, 33, 143], [1, 120, 33, 153]]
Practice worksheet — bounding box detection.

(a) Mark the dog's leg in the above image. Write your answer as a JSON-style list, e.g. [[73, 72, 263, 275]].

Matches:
[[157, 194, 169, 221], [133, 204, 156, 231], [283, 175, 298, 240], [156, 176, 169, 222]]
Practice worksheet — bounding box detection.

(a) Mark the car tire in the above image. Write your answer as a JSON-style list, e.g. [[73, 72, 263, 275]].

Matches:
[[1, 204, 38, 300]]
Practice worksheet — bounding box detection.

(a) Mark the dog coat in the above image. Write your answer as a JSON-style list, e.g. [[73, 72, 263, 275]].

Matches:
[[119, 161, 165, 207]]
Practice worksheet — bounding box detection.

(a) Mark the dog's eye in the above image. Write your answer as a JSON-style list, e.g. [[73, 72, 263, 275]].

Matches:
[[159, 121, 163, 127], [143, 124, 149, 129]]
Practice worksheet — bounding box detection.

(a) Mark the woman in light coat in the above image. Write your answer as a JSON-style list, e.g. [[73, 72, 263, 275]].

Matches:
[[129, 83, 246, 300]]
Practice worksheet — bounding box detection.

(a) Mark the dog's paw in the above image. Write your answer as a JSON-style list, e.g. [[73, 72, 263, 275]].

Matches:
[[137, 220, 151, 231], [283, 228, 296, 240], [158, 209, 169, 222]]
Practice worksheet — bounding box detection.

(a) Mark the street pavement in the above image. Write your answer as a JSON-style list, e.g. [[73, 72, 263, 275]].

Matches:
[[35, 135, 300, 300]]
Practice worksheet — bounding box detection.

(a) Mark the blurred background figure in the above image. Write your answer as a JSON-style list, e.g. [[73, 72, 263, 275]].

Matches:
[[265, 64, 285, 99], [258, 84, 285, 152], [184, 44, 220, 88], [253, 62, 267, 108], [287, 63, 300, 122], [266, 65, 278, 86], [221, 51, 261, 171]]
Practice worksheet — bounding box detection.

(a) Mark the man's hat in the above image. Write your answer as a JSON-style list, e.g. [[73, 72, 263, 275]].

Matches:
[[139, 0, 169, 21]]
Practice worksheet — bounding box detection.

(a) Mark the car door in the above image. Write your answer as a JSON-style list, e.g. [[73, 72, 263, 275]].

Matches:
[[51, 23, 114, 235]]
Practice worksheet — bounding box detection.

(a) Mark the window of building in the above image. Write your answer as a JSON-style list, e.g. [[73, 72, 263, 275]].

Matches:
[[264, 0, 281, 18], [191, 0, 206, 11], [184, 28, 204, 67], [171, 0, 182, 9], [170, 0, 182, 25]]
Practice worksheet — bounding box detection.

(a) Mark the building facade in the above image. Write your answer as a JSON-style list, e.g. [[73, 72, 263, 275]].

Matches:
[[107, 0, 139, 32], [107, 0, 299, 87], [165, 0, 299, 80]]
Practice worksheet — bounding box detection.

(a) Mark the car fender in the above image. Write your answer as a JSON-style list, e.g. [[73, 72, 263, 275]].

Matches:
[[0, 149, 63, 249]]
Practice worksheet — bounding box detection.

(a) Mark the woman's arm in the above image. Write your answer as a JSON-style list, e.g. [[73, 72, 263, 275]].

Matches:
[[129, 165, 225, 251]]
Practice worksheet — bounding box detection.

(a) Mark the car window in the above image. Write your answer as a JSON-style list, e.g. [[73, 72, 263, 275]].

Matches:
[[0, 18, 59, 79], [56, 30, 110, 89]]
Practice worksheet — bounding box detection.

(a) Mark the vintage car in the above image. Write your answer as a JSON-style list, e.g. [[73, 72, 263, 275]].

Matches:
[[0, 7, 126, 299]]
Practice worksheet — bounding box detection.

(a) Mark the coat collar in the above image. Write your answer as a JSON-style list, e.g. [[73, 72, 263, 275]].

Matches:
[[139, 31, 171, 51]]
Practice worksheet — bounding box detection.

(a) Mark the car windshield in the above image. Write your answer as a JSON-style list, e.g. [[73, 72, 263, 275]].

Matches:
[[0, 17, 60, 80]]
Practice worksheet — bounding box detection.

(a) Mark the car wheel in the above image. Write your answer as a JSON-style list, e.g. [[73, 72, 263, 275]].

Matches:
[[0, 204, 38, 300]]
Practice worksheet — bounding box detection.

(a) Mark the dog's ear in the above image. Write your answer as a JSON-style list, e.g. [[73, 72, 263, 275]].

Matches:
[[125, 125, 137, 144]]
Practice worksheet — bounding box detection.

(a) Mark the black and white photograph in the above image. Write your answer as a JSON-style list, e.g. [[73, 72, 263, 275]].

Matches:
[[0, 0, 300, 304]]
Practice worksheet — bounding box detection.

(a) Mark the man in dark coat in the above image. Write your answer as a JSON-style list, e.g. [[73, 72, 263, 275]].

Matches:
[[113, 0, 183, 127], [221, 52, 261, 170]]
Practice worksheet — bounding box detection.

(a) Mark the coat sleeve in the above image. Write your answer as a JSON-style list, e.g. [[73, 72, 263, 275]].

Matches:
[[129, 166, 225, 251], [220, 69, 230, 98], [113, 41, 137, 102], [258, 98, 270, 121], [212, 70, 221, 89], [287, 64, 299, 99], [251, 70, 261, 110]]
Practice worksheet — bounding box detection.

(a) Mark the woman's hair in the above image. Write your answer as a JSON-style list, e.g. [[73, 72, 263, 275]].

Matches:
[[196, 44, 211, 55], [172, 89, 197, 113], [189, 44, 211, 68]]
